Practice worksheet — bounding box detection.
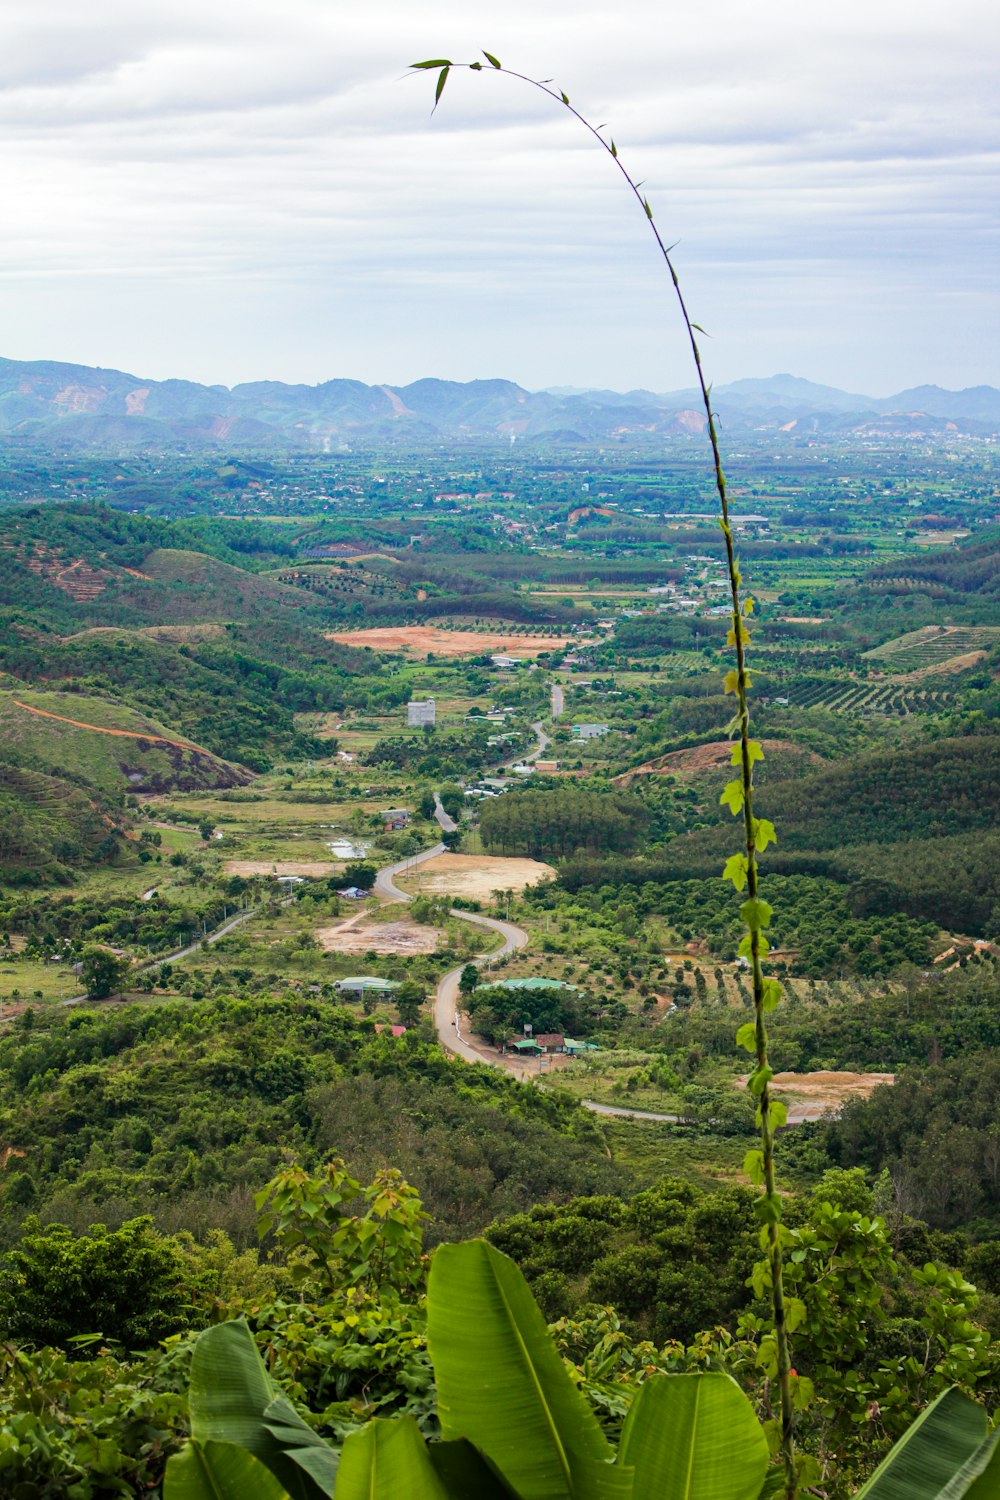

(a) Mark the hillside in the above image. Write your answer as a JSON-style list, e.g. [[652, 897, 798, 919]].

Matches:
[[0, 690, 251, 796]]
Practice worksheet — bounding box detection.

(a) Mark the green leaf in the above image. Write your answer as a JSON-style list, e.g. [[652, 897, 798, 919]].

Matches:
[[743, 1150, 765, 1186], [483, 51, 502, 68], [767, 1099, 788, 1130], [723, 669, 739, 695], [410, 59, 453, 69], [428, 1240, 629, 1499], [263, 1397, 339, 1493], [428, 1439, 522, 1498], [165, 1441, 291, 1500], [784, 1298, 806, 1334], [643, 197, 653, 220], [761, 978, 782, 1013], [748, 1065, 773, 1097], [730, 740, 764, 768], [857, 1387, 989, 1499], [337, 1418, 448, 1500], [619, 1373, 769, 1500], [740, 898, 772, 933], [560, 91, 570, 104], [752, 819, 777, 854], [188, 1319, 330, 1500], [610, 140, 618, 158], [720, 780, 744, 815], [723, 854, 748, 892], [434, 67, 451, 108], [735, 1022, 757, 1054]]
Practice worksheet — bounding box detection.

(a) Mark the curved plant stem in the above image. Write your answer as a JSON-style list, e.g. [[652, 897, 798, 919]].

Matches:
[[413, 55, 797, 1498]]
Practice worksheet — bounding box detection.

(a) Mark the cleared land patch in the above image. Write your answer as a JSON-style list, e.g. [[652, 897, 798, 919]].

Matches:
[[737, 1069, 894, 1124], [400, 852, 555, 901], [326, 626, 576, 658], [316, 917, 443, 955], [616, 739, 822, 786], [224, 860, 340, 878]]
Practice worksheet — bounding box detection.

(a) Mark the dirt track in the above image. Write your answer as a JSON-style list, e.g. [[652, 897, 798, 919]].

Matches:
[[12, 699, 202, 752]]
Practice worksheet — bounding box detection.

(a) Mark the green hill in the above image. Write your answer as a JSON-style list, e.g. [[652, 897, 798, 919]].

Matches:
[[0, 690, 250, 796]]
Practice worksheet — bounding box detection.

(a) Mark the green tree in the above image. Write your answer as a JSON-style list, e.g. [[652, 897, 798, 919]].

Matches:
[[0, 1216, 188, 1350], [396, 980, 426, 1028], [79, 945, 130, 999], [458, 963, 479, 997]]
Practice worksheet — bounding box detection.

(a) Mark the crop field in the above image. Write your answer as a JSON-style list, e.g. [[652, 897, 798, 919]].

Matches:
[[864, 624, 1000, 671], [772, 678, 951, 715]]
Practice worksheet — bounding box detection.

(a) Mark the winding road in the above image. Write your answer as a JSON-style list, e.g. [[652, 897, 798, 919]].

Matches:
[[373, 836, 679, 1122]]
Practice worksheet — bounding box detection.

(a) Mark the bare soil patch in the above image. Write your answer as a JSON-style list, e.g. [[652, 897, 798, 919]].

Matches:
[[893, 649, 987, 682], [316, 918, 443, 955], [326, 626, 575, 658], [224, 860, 339, 878], [736, 1069, 894, 1124], [616, 739, 823, 786], [403, 852, 555, 901]]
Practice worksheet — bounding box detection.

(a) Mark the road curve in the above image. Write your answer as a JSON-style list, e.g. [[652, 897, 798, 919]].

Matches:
[[372, 840, 681, 1123]]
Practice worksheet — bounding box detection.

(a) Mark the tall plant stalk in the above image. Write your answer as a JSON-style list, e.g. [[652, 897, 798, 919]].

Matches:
[[413, 53, 797, 1498]]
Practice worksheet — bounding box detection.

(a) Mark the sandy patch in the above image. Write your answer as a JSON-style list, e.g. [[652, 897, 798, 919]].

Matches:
[[403, 852, 555, 901], [224, 860, 339, 878], [317, 918, 443, 955], [737, 1069, 894, 1124], [326, 626, 575, 658]]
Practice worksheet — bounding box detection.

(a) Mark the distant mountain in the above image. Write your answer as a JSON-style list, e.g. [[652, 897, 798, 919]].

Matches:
[[0, 356, 996, 451]]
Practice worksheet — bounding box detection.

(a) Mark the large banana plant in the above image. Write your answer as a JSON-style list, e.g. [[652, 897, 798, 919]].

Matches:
[[164, 1241, 1000, 1499]]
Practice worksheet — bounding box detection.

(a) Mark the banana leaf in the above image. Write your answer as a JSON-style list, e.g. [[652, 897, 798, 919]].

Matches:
[[188, 1317, 336, 1498], [618, 1373, 769, 1500], [336, 1416, 450, 1499], [428, 1239, 631, 1499], [857, 1387, 992, 1499], [164, 1439, 291, 1499]]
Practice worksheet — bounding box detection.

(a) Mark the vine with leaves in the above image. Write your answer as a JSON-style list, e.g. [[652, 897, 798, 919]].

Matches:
[[411, 52, 798, 1498]]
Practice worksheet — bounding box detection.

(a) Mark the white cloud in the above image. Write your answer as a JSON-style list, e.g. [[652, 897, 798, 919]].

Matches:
[[0, 0, 995, 392]]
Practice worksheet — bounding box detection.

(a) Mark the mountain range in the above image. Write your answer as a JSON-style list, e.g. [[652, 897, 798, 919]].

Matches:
[[1, 356, 998, 452]]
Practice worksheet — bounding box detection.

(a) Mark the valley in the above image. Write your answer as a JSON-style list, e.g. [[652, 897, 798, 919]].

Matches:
[[1, 429, 999, 1494]]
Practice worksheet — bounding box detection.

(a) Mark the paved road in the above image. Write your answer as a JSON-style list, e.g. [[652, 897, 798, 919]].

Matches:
[[432, 793, 457, 833], [371, 841, 681, 1122]]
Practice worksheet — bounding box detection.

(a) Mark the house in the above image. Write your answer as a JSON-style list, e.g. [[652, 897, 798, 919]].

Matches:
[[407, 699, 436, 727], [572, 723, 609, 740], [534, 759, 559, 773], [491, 654, 519, 670], [337, 886, 369, 899], [374, 1023, 408, 1037], [381, 808, 410, 831], [336, 976, 402, 997], [506, 1037, 543, 1056], [534, 1032, 566, 1054]]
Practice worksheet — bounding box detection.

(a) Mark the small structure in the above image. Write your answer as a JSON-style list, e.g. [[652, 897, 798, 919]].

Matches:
[[534, 1032, 566, 1054], [491, 654, 519, 670], [534, 759, 559, 773], [374, 1023, 408, 1037], [381, 808, 411, 831], [564, 1037, 600, 1056], [338, 886, 369, 899], [506, 1037, 543, 1056], [407, 698, 436, 728], [572, 723, 609, 740], [490, 977, 583, 994], [335, 976, 402, 997]]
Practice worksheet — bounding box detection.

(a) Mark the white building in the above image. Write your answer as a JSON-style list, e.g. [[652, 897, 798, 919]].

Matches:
[[407, 698, 436, 727]]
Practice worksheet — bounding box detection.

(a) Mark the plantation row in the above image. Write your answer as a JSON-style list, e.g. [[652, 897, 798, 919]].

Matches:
[[772, 678, 950, 716]]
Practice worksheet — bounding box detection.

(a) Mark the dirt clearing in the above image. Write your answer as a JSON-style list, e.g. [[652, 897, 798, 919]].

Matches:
[[224, 860, 339, 878], [737, 1070, 894, 1124], [401, 852, 555, 901], [316, 917, 443, 955], [326, 626, 575, 658], [617, 739, 823, 786]]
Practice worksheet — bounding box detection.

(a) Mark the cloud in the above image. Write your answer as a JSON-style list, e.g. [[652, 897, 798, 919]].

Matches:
[[0, 0, 995, 392]]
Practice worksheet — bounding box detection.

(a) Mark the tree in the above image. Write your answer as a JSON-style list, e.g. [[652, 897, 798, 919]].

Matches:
[[0, 1216, 188, 1350], [458, 964, 479, 998], [80, 945, 130, 999], [198, 820, 214, 842], [396, 980, 426, 1028], [342, 861, 376, 890]]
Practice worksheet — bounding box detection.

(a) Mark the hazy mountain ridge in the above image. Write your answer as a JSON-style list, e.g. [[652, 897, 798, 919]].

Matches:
[[0, 356, 997, 451]]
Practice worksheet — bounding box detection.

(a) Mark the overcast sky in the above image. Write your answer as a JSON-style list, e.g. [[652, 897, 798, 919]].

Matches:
[[1, 0, 997, 396]]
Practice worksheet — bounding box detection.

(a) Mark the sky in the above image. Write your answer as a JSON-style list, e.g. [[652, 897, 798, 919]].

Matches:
[[0, 0, 997, 397]]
